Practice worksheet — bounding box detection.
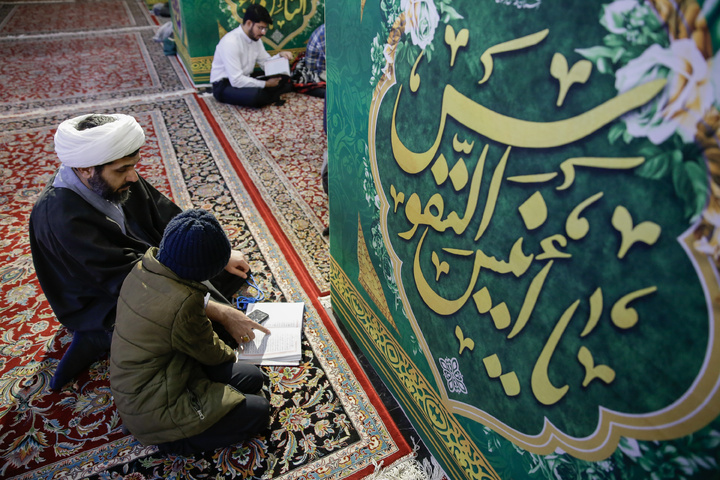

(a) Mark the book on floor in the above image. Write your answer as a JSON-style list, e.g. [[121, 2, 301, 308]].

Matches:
[[236, 302, 304, 366], [257, 56, 291, 80]]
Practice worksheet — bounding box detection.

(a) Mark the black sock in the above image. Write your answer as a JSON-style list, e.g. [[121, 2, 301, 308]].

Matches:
[[50, 330, 111, 390]]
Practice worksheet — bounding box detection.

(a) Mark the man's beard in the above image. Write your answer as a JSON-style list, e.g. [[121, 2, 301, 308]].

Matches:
[[88, 174, 132, 205]]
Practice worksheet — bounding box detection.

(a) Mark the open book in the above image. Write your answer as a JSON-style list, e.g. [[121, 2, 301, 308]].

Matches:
[[258, 56, 290, 80], [236, 302, 304, 365]]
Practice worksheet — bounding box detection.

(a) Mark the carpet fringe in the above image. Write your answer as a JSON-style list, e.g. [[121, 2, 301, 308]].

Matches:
[[366, 452, 429, 480], [365, 440, 448, 480]]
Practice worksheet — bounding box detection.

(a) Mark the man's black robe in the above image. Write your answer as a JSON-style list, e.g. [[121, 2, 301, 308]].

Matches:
[[29, 174, 182, 332]]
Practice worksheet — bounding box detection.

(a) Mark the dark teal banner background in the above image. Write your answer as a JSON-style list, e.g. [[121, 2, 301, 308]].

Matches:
[[328, 0, 720, 478]]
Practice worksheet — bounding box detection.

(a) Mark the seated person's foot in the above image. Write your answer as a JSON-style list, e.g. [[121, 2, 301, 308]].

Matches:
[[50, 371, 72, 391], [50, 330, 111, 390], [322, 226, 329, 236], [273, 99, 286, 107]]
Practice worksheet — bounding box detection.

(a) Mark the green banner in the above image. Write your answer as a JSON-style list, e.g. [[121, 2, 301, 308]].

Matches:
[[218, 0, 324, 51], [328, 0, 720, 478]]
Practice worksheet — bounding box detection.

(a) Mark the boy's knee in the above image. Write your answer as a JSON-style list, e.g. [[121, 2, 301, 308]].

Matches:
[[247, 368, 265, 393]]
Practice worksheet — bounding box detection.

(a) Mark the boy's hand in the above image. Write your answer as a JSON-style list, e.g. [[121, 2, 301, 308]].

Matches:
[[206, 301, 271, 345]]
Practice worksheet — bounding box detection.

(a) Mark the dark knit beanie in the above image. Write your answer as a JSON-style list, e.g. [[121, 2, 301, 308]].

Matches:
[[156, 209, 231, 282]]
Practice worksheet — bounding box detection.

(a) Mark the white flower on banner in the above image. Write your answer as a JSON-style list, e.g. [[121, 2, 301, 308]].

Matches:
[[382, 43, 396, 78], [617, 437, 644, 459], [711, 51, 720, 107], [601, 0, 645, 39], [439, 357, 467, 394], [495, 0, 542, 8], [615, 38, 714, 145], [401, 0, 440, 50]]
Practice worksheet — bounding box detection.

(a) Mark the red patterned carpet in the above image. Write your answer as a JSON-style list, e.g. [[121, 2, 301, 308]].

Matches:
[[229, 95, 328, 224], [0, 0, 191, 116], [0, 0, 154, 36], [0, 96, 409, 480], [3, 34, 164, 103], [0, 0, 414, 478], [0, 0, 147, 34], [0, 116, 174, 479]]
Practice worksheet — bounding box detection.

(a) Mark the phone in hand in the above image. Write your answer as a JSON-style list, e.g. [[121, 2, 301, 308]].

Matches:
[[247, 309, 270, 324]]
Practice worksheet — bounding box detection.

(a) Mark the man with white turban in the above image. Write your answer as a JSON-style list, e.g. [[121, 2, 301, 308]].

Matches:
[[29, 113, 266, 390]]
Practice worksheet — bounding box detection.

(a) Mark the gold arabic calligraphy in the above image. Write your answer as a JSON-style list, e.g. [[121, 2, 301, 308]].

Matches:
[[388, 29, 665, 405]]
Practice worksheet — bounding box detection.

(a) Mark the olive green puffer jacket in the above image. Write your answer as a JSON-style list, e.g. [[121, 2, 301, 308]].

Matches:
[[110, 248, 245, 445]]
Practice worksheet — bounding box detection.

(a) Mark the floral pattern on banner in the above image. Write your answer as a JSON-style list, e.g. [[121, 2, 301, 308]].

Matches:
[[578, 1, 720, 364], [575, 0, 720, 225], [370, 0, 463, 87], [0, 97, 396, 479]]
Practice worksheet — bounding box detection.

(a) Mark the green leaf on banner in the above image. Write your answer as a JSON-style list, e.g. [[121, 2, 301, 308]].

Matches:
[[439, 3, 464, 22], [576, 45, 616, 62], [608, 122, 625, 145], [673, 158, 709, 220]]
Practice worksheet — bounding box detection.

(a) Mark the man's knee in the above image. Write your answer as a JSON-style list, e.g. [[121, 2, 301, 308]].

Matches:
[[215, 86, 269, 108]]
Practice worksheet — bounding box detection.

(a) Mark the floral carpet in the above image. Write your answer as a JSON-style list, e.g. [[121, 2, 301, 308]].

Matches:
[[0, 0, 411, 476], [0, 0, 153, 36], [0, 0, 191, 117], [0, 96, 408, 479]]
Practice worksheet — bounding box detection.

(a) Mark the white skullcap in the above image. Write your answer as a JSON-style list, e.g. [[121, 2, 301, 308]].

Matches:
[[54, 114, 145, 168]]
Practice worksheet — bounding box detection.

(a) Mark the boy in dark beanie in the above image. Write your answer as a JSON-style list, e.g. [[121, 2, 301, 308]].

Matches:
[[110, 209, 271, 454]]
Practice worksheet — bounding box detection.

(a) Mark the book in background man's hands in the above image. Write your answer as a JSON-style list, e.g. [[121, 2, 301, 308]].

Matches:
[[257, 56, 290, 80], [236, 302, 304, 365]]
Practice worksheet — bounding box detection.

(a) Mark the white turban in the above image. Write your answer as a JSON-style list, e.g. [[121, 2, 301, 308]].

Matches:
[[54, 114, 145, 168]]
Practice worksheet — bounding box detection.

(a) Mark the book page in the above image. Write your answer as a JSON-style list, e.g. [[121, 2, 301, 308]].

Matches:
[[237, 302, 305, 364], [247, 302, 304, 329], [263, 56, 290, 77], [238, 329, 299, 358]]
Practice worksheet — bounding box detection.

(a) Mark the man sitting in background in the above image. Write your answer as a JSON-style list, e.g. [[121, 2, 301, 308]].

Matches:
[[210, 4, 294, 108], [29, 113, 264, 389], [291, 23, 326, 99], [305, 24, 325, 78]]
